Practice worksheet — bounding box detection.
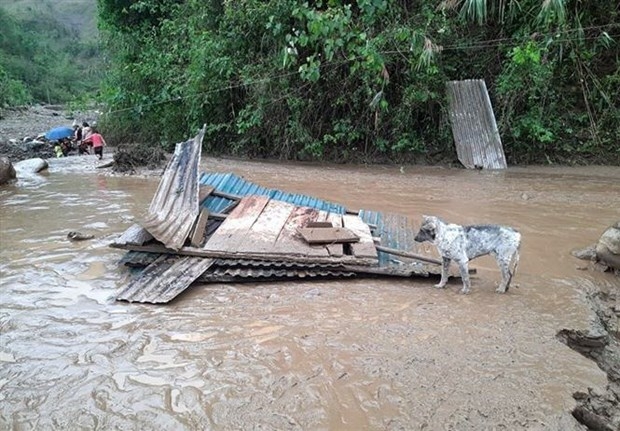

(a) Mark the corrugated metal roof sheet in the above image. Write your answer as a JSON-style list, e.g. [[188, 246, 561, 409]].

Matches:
[[446, 79, 507, 170], [199, 172, 346, 214], [198, 267, 356, 283], [117, 255, 215, 303], [358, 209, 420, 268], [142, 127, 205, 250]]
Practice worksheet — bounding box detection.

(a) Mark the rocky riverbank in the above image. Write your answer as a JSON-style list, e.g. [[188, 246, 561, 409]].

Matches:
[[0, 105, 100, 162]]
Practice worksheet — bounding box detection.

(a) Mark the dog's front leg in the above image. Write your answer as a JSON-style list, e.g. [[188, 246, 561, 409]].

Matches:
[[434, 257, 451, 288], [456, 259, 471, 294]]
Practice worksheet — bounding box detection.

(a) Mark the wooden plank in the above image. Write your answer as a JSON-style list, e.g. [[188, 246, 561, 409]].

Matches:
[[306, 221, 334, 228], [190, 208, 210, 247], [212, 190, 242, 201], [113, 223, 154, 246], [110, 242, 374, 265], [236, 199, 294, 254], [297, 227, 359, 244], [116, 255, 215, 303], [272, 205, 328, 257], [375, 245, 442, 265], [203, 195, 270, 251], [220, 200, 239, 214], [342, 214, 378, 260], [320, 212, 344, 257]]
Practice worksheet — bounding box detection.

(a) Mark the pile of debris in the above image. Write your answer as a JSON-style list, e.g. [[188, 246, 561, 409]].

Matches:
[[112, 143, 168, 173], [111, 127, 454, 304], [0, 138, 55, 162]]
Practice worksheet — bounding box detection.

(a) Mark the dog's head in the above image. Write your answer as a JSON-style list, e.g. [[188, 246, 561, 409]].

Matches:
[[414, 215, 439, 243]]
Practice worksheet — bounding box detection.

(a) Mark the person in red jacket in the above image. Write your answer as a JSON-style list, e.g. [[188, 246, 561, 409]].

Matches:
[[84, 129, 107, 160]]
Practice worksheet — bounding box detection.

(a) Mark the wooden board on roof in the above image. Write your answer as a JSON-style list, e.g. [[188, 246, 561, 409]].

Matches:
[[236, 198, 293, 254], [316, 211, 344, 257], [202, 195, 270, 251], [343, 214, 378, 259], [204, 195, 331, 258], [199, 196, 379, 264], [297, 227, 359, 244], [270, 205, 327, 257]]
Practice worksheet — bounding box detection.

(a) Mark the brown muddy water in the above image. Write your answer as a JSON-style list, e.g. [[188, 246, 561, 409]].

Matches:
[[1, 155, 619, 430]]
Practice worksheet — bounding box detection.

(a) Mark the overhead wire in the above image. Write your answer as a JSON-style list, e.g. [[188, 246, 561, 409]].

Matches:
[[104, 25, 619, 116]]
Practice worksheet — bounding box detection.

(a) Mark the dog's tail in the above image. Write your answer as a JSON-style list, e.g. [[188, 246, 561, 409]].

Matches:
[[506, 234, 521, 291]]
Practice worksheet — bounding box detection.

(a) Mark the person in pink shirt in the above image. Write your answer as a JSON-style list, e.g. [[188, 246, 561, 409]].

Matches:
[[84, 129, 107, 160]]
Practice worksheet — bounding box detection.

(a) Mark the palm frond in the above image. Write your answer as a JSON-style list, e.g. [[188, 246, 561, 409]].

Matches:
[[538, 0, 567, 26], [460, 0, 487, 25]]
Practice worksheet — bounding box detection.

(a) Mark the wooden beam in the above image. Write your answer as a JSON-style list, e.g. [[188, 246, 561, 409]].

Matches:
[[212, 190, 242, 201], [375, 245, 442, 265], [109, 242, 377, 266], [190, 208, 210, 247]]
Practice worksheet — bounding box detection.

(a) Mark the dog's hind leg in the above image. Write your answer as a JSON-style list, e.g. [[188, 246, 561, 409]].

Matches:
[[496, 248, 519, 293], [496, 256, 512, 293], [456, 259, 471, 294], [505, 248, 520, 291], [434, 257, 451, 289]]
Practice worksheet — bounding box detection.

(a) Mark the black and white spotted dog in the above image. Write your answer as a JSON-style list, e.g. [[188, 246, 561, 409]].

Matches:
[[414, 215, 521, 294]]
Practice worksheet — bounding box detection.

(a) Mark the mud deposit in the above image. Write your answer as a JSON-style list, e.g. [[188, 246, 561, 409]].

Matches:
[[0, 136, 619, 429], [558, 280, 619, 431]]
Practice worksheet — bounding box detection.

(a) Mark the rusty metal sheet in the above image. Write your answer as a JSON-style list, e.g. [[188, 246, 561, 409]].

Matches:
[[446, 79, 507, 170], [116, 255, 215, 303], [142, 126, 205, 250]]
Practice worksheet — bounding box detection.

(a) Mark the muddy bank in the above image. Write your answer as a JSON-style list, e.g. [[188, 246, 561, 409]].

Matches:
[[0, 105, 169, 175], [558, 280, 619, 431]]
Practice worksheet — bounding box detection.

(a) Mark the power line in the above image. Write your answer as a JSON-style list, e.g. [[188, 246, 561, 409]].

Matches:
[[104, 28, 619, 116]]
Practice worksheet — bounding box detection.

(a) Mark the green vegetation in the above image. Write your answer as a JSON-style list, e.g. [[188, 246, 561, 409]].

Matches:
[[20, 0, 620, 165], [96, 0, 620, 165], [0, 3, 101, 107]]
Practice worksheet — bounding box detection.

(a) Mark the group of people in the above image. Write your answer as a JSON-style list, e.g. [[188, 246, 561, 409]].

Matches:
[[58, 122, 107, 160]]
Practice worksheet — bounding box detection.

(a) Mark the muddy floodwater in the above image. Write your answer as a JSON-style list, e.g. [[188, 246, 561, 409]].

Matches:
[[1, 155, 619, 430]]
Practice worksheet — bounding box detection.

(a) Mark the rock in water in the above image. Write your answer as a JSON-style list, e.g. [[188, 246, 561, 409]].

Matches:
[[67, 231, 95, 241], [0, 157, 16, 185], [14, 158, 49, 174], [595, 221, 620, 271]]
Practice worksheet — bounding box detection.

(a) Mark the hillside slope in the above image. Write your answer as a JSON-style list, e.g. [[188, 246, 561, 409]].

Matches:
[[2, 0, 97, 40]]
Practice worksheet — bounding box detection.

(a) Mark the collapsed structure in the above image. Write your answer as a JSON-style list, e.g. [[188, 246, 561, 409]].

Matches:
[[111, 127, 461, 304]]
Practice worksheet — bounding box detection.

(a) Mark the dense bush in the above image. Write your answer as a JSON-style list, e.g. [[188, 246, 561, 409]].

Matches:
[[97, 0, 620, 165]]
